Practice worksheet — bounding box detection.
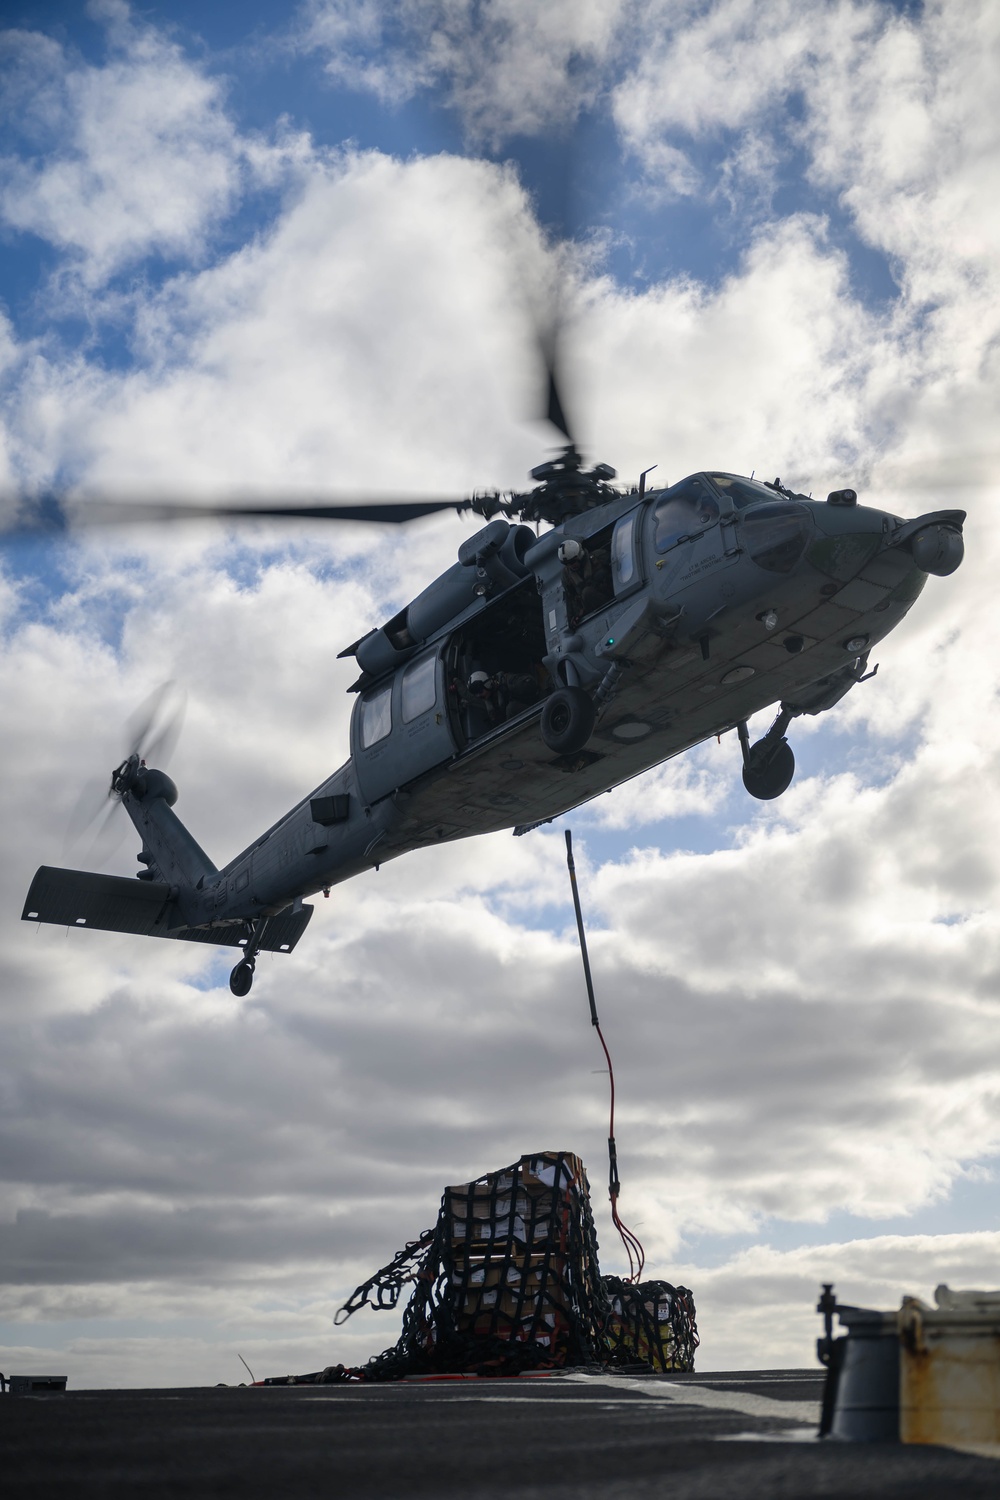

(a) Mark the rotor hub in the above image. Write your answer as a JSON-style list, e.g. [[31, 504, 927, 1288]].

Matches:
[[110, 753, 143, 798], [494, 445, 619, 526]]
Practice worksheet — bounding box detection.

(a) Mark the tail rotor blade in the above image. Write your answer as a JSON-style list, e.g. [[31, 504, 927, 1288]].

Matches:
[[64, 680, 187, 869], [125, 682, 168, 758], [64, 772, 117, 854], [62, 776, 127, 865], [85, 798, 131, 865], [125, 680, 186, 765], [142, 683, 187, 767]]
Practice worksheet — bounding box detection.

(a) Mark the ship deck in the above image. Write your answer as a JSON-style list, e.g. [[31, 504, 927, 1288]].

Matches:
[[4, 1367, 999, 1497]]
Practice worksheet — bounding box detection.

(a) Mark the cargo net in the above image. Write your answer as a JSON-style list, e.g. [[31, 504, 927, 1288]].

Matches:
[[602, 1277, 699, 1373], [290, 1151, 698, 1384]]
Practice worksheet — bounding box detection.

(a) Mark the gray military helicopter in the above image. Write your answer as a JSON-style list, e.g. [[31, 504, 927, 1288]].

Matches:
[[19, 370, 965, 995]]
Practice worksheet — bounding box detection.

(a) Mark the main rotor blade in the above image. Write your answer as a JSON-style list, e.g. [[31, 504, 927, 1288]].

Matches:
[[533, 298, 577, 448], [0, 493, 468, 537], [545, 361, 575, 446]]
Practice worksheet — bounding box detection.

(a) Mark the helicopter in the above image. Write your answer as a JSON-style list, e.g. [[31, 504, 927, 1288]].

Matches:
[[19, 371, 965, 998]]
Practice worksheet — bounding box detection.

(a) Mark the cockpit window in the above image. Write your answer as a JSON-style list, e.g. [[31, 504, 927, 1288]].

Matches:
[[710, 474, 787, 508], [741, 502, 812, 573], [653, 477, 720, 553], [611, 512, 639, 590]]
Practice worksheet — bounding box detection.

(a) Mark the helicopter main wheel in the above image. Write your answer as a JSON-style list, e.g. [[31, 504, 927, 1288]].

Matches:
[[229, 958, 255, 997], [541, 687, 596, 756], [742, 739, 795, 801]]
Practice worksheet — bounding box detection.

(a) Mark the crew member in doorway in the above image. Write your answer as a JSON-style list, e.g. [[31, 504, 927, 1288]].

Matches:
[[467, 669, 540, 726], [560, 538, 611, 623], [492, 669, 540, 720], [460, 669, 496, 735]]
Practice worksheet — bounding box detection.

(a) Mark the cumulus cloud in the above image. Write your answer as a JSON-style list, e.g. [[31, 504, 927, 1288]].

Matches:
[[690, 1229, 1000, 1369], [1, 0, 999, 1388], [613, 2, 1000, 330], [299, 0, 628, 143], [583, 743, 724, 828], [0, 0, 305, 289]]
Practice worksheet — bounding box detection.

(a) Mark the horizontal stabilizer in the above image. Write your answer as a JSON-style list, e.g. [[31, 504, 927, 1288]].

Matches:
[[22, 867, 312, 953], [175, 907, 313, 953]]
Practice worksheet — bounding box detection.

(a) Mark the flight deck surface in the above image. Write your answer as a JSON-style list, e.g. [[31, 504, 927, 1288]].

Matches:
[[3, 1367, 999, 1498]]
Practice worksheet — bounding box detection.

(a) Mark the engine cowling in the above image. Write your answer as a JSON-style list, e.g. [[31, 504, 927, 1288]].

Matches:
[[352, 520, 536, 677]]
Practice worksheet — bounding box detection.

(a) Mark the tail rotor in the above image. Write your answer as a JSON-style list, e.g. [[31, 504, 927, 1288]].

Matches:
[[64, 681, 187, 865]]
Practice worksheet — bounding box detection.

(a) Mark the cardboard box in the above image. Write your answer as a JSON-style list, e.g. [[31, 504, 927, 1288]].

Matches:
[[454, 1253, 564, 1290], [450, 1214, 551, 1245], [445, 1152, 587, 1203], [461, 1307, 571, 1346], [444, 1191, 502, 1223], [457, 1277, 571, 1325], [520, 1152, 586, 1193], [433, 1151, 601, 1366]]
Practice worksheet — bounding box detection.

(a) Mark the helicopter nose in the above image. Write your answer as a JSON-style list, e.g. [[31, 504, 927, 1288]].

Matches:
[[909, 522, 964, 576], [882, 507, 966, 576]]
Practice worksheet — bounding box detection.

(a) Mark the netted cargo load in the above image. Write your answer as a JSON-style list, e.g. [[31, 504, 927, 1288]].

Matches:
[[320, 1149, 699, 1382], [333, 1150, 607, 1379], [603, 1276, 699, 1372]]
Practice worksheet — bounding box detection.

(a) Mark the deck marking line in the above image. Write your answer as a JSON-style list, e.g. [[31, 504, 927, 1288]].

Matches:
[[563, 1373, 820, 1425]]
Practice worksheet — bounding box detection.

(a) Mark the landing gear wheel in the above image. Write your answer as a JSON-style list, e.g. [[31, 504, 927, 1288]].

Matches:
[[742, 739, 795, 801], [229, 958, 255, 997], [541, 687, 596, 755]]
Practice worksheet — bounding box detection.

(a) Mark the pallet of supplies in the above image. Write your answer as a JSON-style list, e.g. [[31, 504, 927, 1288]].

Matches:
[[602, 1277, 699, 1372], [282, 1150, 699, 1383]]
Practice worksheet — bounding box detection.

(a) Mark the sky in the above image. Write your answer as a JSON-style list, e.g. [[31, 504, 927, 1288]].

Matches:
[[1, 0, 999, 1388]]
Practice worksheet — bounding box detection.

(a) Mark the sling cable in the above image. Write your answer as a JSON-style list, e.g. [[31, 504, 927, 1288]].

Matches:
[[565, 830, 645, 1282]]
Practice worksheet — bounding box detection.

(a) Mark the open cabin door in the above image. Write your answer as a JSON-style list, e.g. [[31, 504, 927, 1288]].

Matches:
[[351, 644, 458, 806], [442, 576, 549, 747]]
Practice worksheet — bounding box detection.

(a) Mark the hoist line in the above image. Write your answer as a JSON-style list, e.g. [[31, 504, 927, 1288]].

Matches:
[[564, 830, 645, 1282]]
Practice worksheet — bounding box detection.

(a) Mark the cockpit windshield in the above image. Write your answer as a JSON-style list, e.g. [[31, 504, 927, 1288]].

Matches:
[[709, 474, 790, 508]]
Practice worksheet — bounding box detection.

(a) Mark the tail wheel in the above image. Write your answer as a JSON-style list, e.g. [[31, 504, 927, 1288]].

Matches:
[[541, 687, 596, 755], [229, 959, 255, 997]]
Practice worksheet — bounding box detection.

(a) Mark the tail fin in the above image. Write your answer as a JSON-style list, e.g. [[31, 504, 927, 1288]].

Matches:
[[22, 866, 312, 953], [118, 766, 216, 888]]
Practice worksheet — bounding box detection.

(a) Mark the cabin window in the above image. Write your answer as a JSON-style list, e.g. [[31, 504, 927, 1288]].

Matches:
[[611, 512, 640, 591], [653, 479, 720, 553], [741, 502, 812, 573], [401, 652, 437, 722], [360, 682, 393, 747]]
